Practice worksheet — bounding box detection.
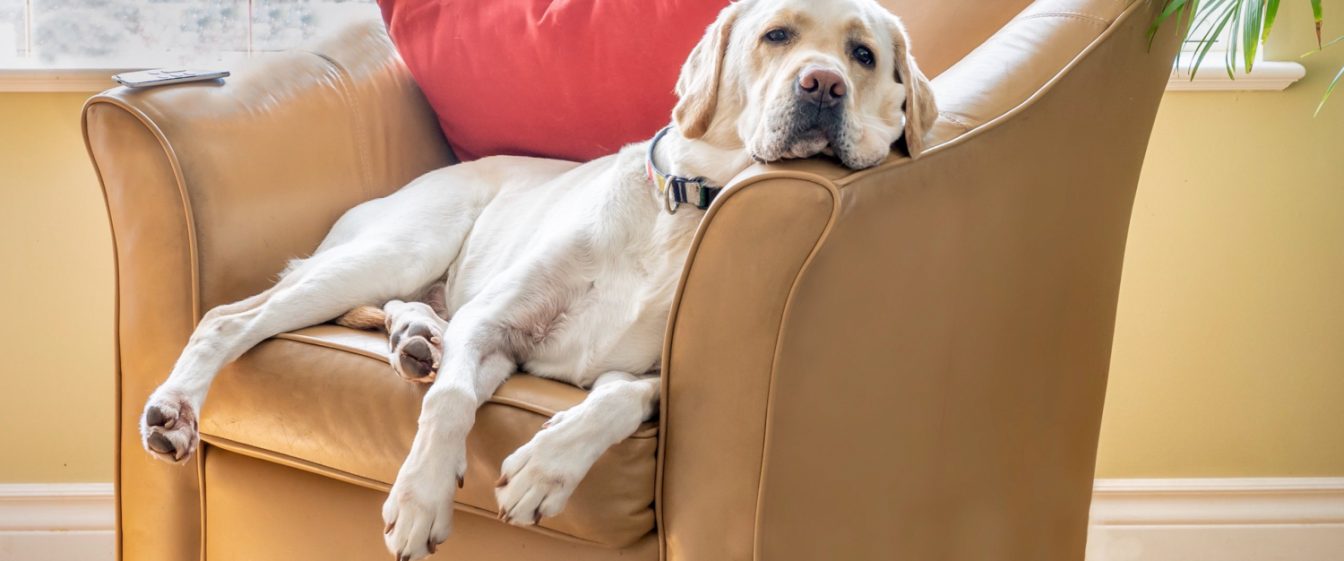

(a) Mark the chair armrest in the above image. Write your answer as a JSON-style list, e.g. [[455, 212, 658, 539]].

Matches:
[[83, 20, 452, 561], [657, 1, 1178, 559], [657, 166, 839, 561]]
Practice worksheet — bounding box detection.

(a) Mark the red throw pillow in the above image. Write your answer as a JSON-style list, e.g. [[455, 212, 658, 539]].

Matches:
[[378, 0, 729, 162]]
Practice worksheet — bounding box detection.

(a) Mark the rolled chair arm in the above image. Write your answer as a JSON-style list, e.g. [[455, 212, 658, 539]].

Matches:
[[83, 20, 452, 561]]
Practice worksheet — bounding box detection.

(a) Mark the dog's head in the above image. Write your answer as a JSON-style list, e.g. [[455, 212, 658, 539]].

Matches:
[[674, 0, 937, 168]]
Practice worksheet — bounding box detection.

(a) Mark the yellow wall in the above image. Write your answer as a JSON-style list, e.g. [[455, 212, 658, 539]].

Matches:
[[1097, 3, 1344, 478], [0, 4, 1341, 483], [0, 93, 115, 482]]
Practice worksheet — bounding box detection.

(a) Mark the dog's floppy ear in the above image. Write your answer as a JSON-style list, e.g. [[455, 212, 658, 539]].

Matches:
[[674, 3, 740, 139], [889, 16, 937, 158]]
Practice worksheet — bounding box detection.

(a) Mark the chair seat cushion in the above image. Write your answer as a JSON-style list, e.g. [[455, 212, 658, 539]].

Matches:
[[200, 325, 657, 547]]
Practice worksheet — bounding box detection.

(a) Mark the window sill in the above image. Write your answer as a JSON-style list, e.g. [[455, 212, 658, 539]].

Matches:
[[0, 68, 135, 93], [1166, 54, 1306, 92], [0, 57, 1309, 95]]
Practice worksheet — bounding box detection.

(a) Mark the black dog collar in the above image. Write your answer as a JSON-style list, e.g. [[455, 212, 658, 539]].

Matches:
[[645, 126, 722, 214]]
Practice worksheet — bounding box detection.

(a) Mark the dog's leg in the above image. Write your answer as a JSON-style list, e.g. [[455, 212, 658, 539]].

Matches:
[[139, 170, 502, 465], [495, 371, 660, 526], [139, 242, 449, 464], [382, 301, 516, 560]]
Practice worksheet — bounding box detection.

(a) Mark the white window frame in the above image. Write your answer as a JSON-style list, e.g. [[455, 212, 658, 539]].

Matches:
[[1165, 9, 1305, 92]]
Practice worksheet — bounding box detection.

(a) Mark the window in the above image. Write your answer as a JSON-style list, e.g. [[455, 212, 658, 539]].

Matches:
[[0, 0, 378, 69]]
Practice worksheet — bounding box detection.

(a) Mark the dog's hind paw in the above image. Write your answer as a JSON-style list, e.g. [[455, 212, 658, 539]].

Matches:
[[385, 301, 446, 384], [139, 392, 199, 464]]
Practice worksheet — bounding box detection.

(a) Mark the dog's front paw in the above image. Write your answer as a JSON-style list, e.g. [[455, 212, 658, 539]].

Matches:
[[494, 427, 590, 527], [382, 477, 455, 561], [139, 391, 199, 464], [383, 444, 466, 561]]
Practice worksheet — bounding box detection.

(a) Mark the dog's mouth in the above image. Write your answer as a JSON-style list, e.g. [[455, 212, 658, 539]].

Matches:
[[752, 102, 851, 164]]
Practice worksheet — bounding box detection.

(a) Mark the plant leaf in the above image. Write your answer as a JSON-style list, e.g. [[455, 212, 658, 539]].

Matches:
[[1191, 2, 1237, 79], [1149, 0, 1191, 45], [1242, 0, 1260, 73], [1316, 64, 1343, 117], [1224, 1, 1238, 78], [1262, 0, 1280, 43], [1312, 0, 1324, 48], [1186, 0, 1233, 56]]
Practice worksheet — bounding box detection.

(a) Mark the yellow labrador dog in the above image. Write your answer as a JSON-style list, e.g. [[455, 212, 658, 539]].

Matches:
[[137, 0, 935, 557]]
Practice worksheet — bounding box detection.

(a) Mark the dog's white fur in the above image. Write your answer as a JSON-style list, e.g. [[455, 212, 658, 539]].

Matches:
[[137, 0, 934, 558]]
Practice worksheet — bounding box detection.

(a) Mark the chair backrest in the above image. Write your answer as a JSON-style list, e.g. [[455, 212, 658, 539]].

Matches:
[[879, 0, 1037, 77], [920, 0, 1144, 147]]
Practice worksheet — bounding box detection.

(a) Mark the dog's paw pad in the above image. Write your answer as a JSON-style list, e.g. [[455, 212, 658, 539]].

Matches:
[[395, 337, 439, 383], [139, 394, 198, 464], [385, 302, 445, 384]]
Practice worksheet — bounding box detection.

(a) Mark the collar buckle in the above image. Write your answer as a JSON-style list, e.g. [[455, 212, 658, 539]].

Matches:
[[646, 126, 723, 215], [663, 179, 680, 214]]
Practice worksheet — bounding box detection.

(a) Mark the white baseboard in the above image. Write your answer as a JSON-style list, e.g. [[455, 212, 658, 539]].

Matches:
[[1088, 478, 1344, 561], [0, 483, 113, 561], [1, 479, 1340, 561]]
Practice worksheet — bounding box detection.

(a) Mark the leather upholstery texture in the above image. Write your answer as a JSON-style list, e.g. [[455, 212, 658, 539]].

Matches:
[[85, 1, 1180, 559]]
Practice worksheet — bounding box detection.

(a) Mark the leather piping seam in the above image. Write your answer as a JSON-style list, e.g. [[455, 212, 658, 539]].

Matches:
[[940, 110, 978, 129], [745, 177, 841, 561], [79, 99, 129, 561], [198, 434, 643, 549], [833, 0, 1145, 189], [80, 96, 201, 561], [655, 170, 841, 561], [196, 442, 208, 560], [268, 332, 656, 437], [1014, 11, 1112, 26]]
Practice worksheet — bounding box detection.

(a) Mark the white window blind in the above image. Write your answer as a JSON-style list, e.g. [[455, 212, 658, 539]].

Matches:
[[0, 0, 377, 68]]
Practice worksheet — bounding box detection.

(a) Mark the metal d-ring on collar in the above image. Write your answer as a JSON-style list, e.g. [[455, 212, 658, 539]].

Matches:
[[645, 126, 723, 215]]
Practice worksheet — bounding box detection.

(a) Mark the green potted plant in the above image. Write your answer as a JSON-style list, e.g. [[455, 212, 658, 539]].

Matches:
[[1154, 0, 1340, 113]]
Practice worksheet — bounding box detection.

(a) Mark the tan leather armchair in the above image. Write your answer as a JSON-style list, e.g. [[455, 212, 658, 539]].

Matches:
[[84, 0, 1180, 559]]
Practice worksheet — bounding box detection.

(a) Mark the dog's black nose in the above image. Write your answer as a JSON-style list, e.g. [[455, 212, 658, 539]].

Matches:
[[797, 66, 846, 108]]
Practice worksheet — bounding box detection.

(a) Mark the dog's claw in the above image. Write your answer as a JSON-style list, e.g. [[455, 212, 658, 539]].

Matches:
[[495, 474, 508, 488], [457, 475, 464, 489]]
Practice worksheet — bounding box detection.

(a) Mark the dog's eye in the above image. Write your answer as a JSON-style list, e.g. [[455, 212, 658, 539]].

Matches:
[[763, 28, 792, 43], [852, 45, 875, 67]]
